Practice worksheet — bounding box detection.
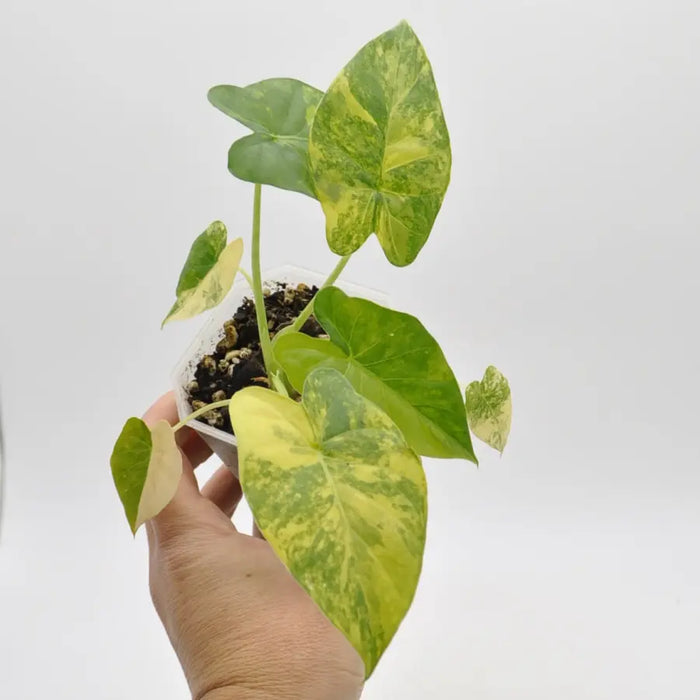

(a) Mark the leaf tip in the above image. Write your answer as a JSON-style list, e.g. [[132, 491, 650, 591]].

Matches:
[[206, 84, 227, 107]]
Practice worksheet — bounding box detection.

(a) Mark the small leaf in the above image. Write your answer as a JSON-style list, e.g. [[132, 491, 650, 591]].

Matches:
[[110, 418, 182, 533], [162, 221, 243, 326], [208, 79, 324, 197], [229, 367, 427, 677], [274, 287, 476, 462], [309, 21, 451, 266], [465, 366, 512, 453]]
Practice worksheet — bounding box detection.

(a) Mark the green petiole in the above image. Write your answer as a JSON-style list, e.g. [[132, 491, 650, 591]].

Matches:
[[173, 399, 231, 433], [282, 254, 352, 337], [249, 184, 278, 377]]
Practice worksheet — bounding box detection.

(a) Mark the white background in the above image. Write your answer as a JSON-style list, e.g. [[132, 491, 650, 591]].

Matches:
[[1, 1, 699, 698]]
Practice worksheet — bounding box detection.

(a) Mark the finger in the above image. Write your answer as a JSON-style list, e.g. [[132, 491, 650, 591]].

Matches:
[[143, 391, 212, 469], [176, 426, 212, 469], [252, 522, 267, 540], [142, 391, 179, 426], [201, 466, 243, 518]]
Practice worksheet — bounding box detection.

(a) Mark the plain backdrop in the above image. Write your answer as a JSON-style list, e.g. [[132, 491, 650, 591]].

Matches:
[[1, 1, 699, 698]]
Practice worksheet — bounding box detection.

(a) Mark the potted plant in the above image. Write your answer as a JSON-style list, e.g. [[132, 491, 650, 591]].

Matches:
[[110, 20, 512, 679]]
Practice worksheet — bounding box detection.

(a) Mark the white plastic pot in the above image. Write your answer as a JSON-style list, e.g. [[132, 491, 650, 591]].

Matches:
[[171, 264, 387, 472]]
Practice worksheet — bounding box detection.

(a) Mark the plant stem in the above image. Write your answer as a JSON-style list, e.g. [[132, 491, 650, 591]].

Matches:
[[173, 400, 230, 433], [287, 254, 351, 333], [239, 268, 254, 287], [250, 184, 277, 375]]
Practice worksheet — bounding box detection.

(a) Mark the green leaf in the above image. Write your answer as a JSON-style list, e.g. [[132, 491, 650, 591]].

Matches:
[[110, 417, 182, 534], [274, 287, 476, 462], [229, 367, 427, 677], [465, 366, 512, 454], [162, 221, 243, 327], [208, 79, 324, 197], [309, 20, 451, 266]]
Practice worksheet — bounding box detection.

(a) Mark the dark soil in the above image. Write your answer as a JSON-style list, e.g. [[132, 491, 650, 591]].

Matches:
[[186, 282, 324, 434]]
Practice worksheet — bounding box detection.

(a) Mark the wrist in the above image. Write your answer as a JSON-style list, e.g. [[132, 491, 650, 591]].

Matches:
[[198, 689, 318, 700], [198, 690, 261, 700], [198, 683, 362, 700], [198, 689, 275, 700]]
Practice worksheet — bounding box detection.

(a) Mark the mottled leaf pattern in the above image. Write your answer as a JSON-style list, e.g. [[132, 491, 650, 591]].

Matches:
[[208, 79, 324, 197], [162, 221, 243, 326], [110, 418, 182, 534], [309, 20, 451, 266], [465, 366, 512, 453], [274, 287, 476, 462], [229, 367, 427, 677]]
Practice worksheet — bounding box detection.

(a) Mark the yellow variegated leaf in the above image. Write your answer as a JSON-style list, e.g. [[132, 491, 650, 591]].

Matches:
[[162, 221, 243, 326], [110, 418, 182, 533], [309, 21, 451, 266], [229, 367, 427, 677], [465, 366, 512, 453]]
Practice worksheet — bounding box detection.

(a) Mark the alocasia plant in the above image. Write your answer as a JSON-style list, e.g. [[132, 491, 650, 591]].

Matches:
[[110, 20, 512, 678]]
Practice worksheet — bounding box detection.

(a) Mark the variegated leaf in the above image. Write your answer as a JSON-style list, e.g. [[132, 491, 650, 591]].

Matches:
[[208, 79, 324, 197], [309, 20, 451, 266], [110, 418, 182, 534], [229, 367, 427, 677], [162, 221, 243, 326], [274, 287, 476, 462], [465, 366, 512, 453]]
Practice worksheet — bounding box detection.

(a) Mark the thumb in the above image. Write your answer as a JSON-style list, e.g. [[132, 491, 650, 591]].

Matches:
[[149, 455, 201, 541]]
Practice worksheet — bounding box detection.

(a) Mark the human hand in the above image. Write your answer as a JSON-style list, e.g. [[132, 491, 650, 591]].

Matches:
[[143, 393, 365, 700]]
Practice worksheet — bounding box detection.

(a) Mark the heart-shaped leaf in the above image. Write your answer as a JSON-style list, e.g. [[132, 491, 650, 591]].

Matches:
[[110, 418, 182, 534], [465, 366, 512, 454], [309, 20, 451, 266], [162, 221, 243, 327], [274, 287, 476, 462], [229, 367, 427, 677], [208, 79, 324, 197]]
